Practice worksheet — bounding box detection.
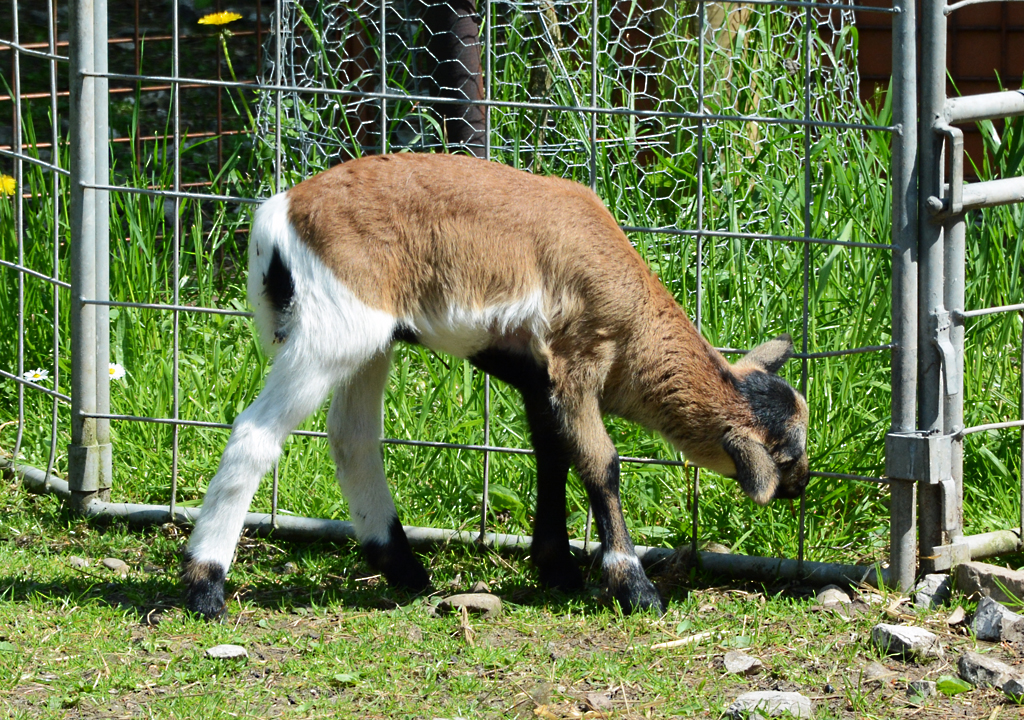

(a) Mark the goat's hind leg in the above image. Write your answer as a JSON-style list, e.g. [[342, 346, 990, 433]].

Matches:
[[328, 352, 430, 593], [183, 358, 337, 620]]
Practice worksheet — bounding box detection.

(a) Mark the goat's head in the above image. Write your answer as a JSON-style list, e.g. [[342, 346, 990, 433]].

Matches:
[[722, 334, 810, 505]]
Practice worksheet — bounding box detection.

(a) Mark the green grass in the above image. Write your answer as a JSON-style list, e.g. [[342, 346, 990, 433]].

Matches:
[[2, 477, 1021, 720], [1, 1, 1022, 572]]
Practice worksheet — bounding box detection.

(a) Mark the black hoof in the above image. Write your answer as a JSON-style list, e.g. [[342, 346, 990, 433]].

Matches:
[[535, 552, 585, 593], [609, 580, 666, 615], [182, 557, 228, 621], [362, 518, 431, 594]]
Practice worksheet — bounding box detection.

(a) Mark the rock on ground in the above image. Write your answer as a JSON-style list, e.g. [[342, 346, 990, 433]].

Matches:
[[871, 623, 943, 660], [723, 650, 763, 676], [907, 680, 936, 699], [971, 596, 1024, 642], [1002, 677, 1024, 700], [816, 585, 851, 607], [957, 650, 1017, 688], [205, 644, 248, 659], [102, 558, 129, 575], [68, 556, 89, 569], [914, 573, 951, 608], [438, 593, 502, 618], [955, 561, 1024, 606], [726, 691, 812, 719]]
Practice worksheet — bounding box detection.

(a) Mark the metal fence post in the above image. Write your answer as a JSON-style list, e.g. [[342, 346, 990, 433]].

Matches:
[[886, 0, 919, 592], [68, 0, 104, 507]]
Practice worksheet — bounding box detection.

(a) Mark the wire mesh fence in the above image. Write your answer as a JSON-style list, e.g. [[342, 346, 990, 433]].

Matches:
[[2, 0, 1017, 590]]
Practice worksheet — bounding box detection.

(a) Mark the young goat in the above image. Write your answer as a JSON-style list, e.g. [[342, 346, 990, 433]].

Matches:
[[183, 153, 810, 618]]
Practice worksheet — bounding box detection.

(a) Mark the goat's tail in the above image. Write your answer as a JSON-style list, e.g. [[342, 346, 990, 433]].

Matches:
[[247, 192, 296, 355]]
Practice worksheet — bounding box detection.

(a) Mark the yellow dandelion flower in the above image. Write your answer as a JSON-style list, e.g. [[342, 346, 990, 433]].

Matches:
[[198, 11, 243, 25], [0, 175, 16, 196]]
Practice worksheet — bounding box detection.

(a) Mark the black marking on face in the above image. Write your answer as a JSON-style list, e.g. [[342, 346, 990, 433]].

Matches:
[[182, 554, 228, 621], [391, 323, 421, 345], [735, 371, 798, 441], [264, 247, 295, 314], [361, 516, 431, 593]]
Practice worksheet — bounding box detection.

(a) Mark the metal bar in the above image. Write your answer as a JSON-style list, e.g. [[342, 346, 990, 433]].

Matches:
[[958, 303, 1024, 319], [274, 0, 282, 190], [620, 225, 895, 250], [0, 259, 71, 289], [0, 37, 69, 62], [9, 460, 890, 589], [11, 0, 25, 462], [170, 0, 181, 523], [693, 0, 706, 566], [78, 181, 262, 205], [799, 0, 813, 571], [45, 0, 62, 495], [0, 370, 73, 403], [378, 0, 386, 154], [944, 90, 1024, 124], [1020, 317, 1023, 548], [960, 176, 1024, 211], [917, 0, 947, 573], [78, 71, 900, 134], [965, 530, 1021, 559], [80, 298, 253, 317], [944, 0, 1024, 15], [959, 419, 1024, 436], [0, 147, 71, 175], [67, 0, 101, 505], [94, 0, 112, 501], [943, 209, 967, 547]]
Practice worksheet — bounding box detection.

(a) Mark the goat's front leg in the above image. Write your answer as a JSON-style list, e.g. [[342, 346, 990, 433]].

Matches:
[[183, 359, 336, 620], [559, 394, 665, 614]]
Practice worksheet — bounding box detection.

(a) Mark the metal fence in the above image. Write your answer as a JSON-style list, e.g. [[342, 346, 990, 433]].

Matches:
[[0, 0, 1020, 593]]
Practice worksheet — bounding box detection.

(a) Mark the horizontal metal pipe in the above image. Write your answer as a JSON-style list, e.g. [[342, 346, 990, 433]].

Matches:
[[80, 297, 254, 317], [10, 460, 886, 588], [81, 70, 899, 134], [0, 146, 72, 176], [80, 181, 261, 205], [966, 530, 1021, 559], [944, 90, 1024, 123], [0, 37, 68, 62], [957, 303, 1024, 320], [960, 419, 1024, 436], [962, 176, 1024, 211]]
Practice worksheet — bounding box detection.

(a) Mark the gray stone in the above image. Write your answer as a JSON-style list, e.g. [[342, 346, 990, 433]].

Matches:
[[280, 562, 298, 575], [470, 581, 491, 594], [1002, 677, 1024, 700], [958, 650, 1016, 688], [971, 596, 1024, 641], [724, 650, 764, 676], [68, 556, 89, 569], [205, 644, 248, 659], [907, 680, 936, 699], [914, 573, 952, 609], [955, 561, 1024, 606], [861, 661, 895, 683], [438, 593, 502, 618], [816, 584, 852, 607], [1003, 618, 1024, 644], [101, 558, 129, 575], [871, 623, 943, 660], [726, 691, 812, 719]]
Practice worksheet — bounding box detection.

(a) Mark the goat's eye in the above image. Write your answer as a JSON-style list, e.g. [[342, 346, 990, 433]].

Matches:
[[778, 458, 797, 472]]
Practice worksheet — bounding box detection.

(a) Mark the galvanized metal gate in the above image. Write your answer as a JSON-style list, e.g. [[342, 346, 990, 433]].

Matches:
[[884, 0, 1024, 582]]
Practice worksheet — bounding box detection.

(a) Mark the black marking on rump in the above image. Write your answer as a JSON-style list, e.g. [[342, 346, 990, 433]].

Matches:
[[361, 516, 431, 593], [735, 370, 798, 441], [182, 554, 228, 621], [391, 322, 421, 345], [264, 247, 295, 315]]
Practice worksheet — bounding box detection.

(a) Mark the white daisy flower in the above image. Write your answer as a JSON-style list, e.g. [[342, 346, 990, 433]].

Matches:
[[22, 368, 49, 383], [108, 363, 127, 381]]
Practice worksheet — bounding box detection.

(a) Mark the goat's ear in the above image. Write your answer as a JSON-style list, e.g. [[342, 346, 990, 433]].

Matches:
[[723, 431, 780, 506], [736, 333, 793, 374]]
